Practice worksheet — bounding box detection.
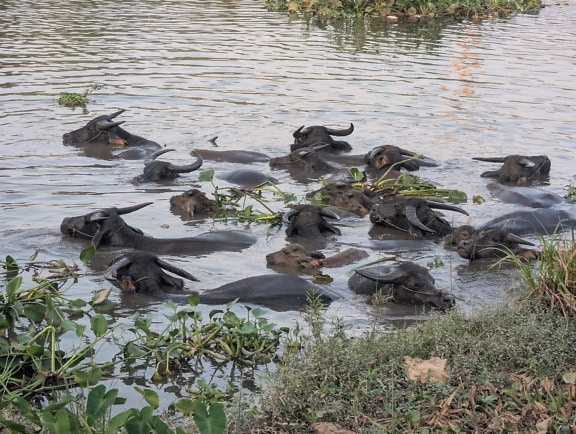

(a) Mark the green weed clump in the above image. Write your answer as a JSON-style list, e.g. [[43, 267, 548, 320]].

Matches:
[[265, 0, 542, 19], [510, 233, 576, 317], [57, 84, 103, 110]]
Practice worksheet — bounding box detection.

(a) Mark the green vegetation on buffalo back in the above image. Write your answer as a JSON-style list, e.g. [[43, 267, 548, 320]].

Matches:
[[265, 0, 542, 19]]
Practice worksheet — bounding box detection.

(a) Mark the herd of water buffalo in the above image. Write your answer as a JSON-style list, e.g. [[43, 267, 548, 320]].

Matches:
[[59, 109, 576, 312]]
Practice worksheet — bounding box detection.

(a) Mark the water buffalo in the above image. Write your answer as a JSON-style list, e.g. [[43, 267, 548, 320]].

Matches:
[[473, 155, 551, 185], [269, 146, 358, 184], [456, 228, 539, 261], [364, 145, 421, 176], [443, 224, 479, 250], [348, 262, 455, 309], [291, 123, 354, 153], [266, 243, 369, 272], [308, 181, 374, 217], [283, 205, 341, 242], [169, 189, 218, 217], [370, 198, 469, 239], [105, 251, 338, 311], [60, 202, 257, 254], [132, 149, 203, 184], [105, 251, 199, 295], [62, 109, 162, 160], [486, 182, 563, 208]]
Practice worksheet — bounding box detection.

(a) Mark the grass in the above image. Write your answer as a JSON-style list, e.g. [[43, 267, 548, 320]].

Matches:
[[265, 0, 542, 19], [57, 84, 103, 110]]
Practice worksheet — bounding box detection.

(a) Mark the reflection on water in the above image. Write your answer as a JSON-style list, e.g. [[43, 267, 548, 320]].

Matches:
[[1, 0, 576, 408]]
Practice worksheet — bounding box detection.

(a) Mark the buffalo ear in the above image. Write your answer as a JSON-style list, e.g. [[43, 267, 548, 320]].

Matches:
[[480, 170, 501, 178], [310, 251, 326, 260], [91, 226, 110, 248]]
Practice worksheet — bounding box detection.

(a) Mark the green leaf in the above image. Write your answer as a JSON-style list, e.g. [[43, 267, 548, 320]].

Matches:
[[10, 396, 41, 425], [87, 385, 119, 423], [348, 167, 364, 182], [43, 409, 71, 434], [23, 303, 46, 323], [90, 314, 108, 336], [42, 395, 74, 414], [174, 398, 197, 415], [199, 169, 215, 182], [80, 244, 96, 265], [73, 366, 103, 387], [135, 387, 160, 409], [250, 307, 265, 319], [187, 293, 200, 306], [6, 276, 22, 300], [105, 409, 135, 434], [193, 401, 226, 434], [0, 415, 28, 433]]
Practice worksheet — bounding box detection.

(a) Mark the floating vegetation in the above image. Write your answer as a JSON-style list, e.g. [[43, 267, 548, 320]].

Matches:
[[57, 84, 104, 110], [265, 0, 542, 19]]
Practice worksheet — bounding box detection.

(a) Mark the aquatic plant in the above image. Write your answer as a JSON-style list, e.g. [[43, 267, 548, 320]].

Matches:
[[265, 0, 542, 19], [57, 84, 103, 110]]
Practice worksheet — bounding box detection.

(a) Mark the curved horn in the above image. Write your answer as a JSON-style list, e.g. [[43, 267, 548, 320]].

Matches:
[[109, 109, 127, 119], [144, 148, 175, 165], [318, 208, 341, 221], [405, 205, 436, 233], [355, 265, 404, 283], [472, 157, 506, 163], [292, 125, 305, 138], [502, 233, 535, 246], [326, 123, 354, 137], [96, 119, 125, 130], [427, 201, 469, 216], [117, 202, 154, 215], [310, 143, 332, 152], [282, 208, 298, 225], [104, 256, 131, 281], [166, 151, 203, 173], [155, 258, 200, 282]]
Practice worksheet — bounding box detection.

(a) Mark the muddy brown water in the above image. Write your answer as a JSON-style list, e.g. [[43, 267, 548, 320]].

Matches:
[[1, 0, 575, 405]]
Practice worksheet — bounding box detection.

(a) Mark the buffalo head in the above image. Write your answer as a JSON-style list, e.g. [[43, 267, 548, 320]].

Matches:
[[270, 145, 336, 174], [443, 225, 480, 250], [60, 202, 151, 244], [132, 149, 203, 184], [62, 109, 161, 159], [348, 262, 455, 310], [473, 155, 551, 185], [105, 251, 199, 295], [283, 204, 341, 242], [370, 198, 469, 239], [170, 189, 217, 217], [364, 145, 421, 177], [291, 123, 354, 153], [456, 228, 539, 261], [266, 243, 326, 270]]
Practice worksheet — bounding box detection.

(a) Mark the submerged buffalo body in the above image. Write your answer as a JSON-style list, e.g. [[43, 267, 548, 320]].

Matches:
[[105, 251, 338, 311], [486, 182, 563, 208], [60, 202, 256, 254], [269, 146, 338, 181], [348, 262, 455, 309], [62, 109, 161, 160], [473, 155, 551, 185], [291, 123, 354, 153], [193, 148, 270, 164], [370, 198, 468, 239]]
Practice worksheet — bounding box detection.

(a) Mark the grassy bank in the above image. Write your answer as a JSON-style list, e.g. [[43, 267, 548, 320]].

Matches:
[[265, 0, 543, 19]]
